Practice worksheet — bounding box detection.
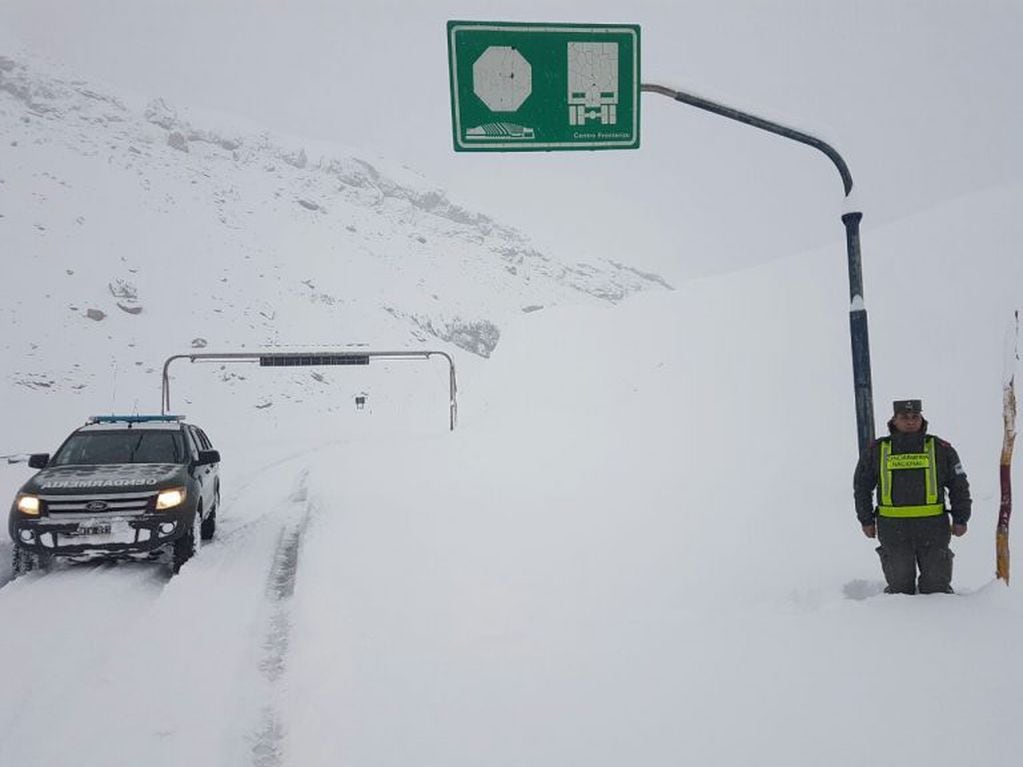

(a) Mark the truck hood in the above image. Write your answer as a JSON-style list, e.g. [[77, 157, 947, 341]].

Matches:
[[23, 464, 187, 495]]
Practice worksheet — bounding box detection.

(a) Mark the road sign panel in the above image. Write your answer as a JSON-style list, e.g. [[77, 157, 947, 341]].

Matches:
[[447, 21, 640, 151], [258, 354, 370, 367]]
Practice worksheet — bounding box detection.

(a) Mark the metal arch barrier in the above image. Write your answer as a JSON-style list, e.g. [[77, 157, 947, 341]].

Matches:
[[161, 350, 458, 430]]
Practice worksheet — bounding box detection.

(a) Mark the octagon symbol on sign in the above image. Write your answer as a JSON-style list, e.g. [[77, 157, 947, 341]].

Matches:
[[472, 46, 532, 112]]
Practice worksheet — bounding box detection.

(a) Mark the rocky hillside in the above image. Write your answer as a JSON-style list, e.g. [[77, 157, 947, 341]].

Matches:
[[0, 48, 671, 412]]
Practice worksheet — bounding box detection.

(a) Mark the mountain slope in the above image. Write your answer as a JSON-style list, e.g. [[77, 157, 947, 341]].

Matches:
[[0, 48, 670, 413]]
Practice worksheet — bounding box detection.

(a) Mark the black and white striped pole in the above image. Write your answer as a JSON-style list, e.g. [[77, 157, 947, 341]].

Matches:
[[841, 211, 875, 453], [643, 83, 875, 453]]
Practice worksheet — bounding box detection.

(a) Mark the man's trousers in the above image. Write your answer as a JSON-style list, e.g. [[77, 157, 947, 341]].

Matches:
[[876, 514, 954, 594]]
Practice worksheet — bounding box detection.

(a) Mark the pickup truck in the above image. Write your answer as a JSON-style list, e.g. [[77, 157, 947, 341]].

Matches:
[[8, 414, 220, 576]]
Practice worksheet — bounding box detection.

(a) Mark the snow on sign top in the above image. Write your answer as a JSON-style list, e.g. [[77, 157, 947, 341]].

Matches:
[[447, 21, 640, 151]]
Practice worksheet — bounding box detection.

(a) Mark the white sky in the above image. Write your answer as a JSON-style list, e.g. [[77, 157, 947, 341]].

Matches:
[[2, 1, 1021, 281]]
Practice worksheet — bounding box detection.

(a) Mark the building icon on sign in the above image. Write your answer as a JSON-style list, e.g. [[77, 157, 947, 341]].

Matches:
[[567, 42, 619, 126]]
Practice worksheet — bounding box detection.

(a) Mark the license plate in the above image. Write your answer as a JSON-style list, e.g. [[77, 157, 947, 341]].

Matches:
[[71, 523, 112, 536]]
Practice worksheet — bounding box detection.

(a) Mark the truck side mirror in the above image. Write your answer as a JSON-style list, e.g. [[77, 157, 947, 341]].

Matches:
[[196, 450, 220, 466], [28, 453, 50, 469]]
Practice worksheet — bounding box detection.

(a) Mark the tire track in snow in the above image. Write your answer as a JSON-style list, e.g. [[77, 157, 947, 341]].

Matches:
[[0, 459, 318, 766], [219, 438, 353, 539], [250, 467, 313, 767]]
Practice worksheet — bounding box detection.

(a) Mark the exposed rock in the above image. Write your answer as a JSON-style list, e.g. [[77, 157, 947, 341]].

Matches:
[[14, 375, 55, 390], [281, 147, 307, 169], [388, 309, 502, 358], [608, 260, 675, 291], [144, 98, 179, 129], [167, 131, 189, 152], [85, 308, 106, 321], [443, 318, 501, 358], [186, 128, 240, 151], [191, 337, 208, 348], [108, 279, 138, 299]]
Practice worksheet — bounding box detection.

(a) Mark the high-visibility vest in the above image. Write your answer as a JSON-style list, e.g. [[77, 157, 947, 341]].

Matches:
[[878, 437, 945, 518]]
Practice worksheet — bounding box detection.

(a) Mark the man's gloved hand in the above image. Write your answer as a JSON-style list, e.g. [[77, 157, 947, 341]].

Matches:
[[952, 523, 968, 537], [862, 523, 877, 539]]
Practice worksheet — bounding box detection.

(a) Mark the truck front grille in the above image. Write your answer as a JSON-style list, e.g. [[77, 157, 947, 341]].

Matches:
[[41, 491, 155, 515]]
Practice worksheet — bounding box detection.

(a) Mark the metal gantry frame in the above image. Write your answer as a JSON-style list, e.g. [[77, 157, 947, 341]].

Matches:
[[161, 350, 458, 430]]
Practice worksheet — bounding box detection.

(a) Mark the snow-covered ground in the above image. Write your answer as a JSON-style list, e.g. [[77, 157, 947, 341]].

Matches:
[[2, 21, 1023, 767]]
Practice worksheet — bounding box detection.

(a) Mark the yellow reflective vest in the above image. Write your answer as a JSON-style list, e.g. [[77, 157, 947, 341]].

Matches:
[[878, 437, 945, 518]]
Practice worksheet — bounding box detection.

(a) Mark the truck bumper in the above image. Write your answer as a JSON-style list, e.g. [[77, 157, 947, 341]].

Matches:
[[10, 508, 194, 559]]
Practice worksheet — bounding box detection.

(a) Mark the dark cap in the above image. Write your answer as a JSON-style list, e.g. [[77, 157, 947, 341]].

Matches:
[[893, 399, 922, 415]]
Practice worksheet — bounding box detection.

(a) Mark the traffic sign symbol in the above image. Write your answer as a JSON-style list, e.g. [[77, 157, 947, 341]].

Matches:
[[473, 46, 533, 112], [567, 42, 620, 127]]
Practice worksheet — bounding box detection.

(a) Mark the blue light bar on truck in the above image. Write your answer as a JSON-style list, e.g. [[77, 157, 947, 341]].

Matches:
[[258, 354, 370, 367], [87, 414, 186, 424]]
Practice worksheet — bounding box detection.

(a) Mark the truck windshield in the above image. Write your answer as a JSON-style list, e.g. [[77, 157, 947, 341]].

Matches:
[[51, 431, 186, 466]]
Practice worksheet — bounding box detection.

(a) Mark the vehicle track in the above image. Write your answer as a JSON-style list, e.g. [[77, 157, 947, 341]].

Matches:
[[250, 468, 314, 767], [0, 459, 322, 766]]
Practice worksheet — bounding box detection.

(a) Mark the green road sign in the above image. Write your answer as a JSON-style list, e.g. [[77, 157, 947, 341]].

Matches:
[[447, 21, 640, 152]]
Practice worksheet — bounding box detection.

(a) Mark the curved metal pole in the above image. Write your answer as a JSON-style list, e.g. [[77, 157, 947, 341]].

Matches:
[[643, 82, 874, 453], [641, 83, 853, 195], [161, 354, 192, 415]]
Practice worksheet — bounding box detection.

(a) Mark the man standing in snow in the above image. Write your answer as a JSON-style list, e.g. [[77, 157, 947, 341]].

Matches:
[[854, 399, 972, 594]]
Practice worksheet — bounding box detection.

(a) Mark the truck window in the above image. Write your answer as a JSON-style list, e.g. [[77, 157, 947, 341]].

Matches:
[[51, 431, 186, 466]]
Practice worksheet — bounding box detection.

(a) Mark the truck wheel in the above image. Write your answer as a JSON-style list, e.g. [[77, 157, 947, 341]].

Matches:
[[12, 547, 52, 578], [201, 490, 219, 541], [171, 508, 202, 575]]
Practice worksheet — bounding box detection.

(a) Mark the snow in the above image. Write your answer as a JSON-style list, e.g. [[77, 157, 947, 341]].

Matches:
[[2, 6, 1023, 767]]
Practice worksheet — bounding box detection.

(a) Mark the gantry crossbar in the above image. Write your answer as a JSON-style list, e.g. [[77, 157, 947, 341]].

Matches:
[[161, 350, 458, 430]]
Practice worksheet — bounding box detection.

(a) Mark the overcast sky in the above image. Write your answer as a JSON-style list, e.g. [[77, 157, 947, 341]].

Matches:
[[3, 1, 1021, 281]]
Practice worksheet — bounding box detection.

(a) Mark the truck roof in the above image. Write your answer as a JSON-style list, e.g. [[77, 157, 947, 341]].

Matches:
[[78, 422, 185, 432], [86, 414, 185, 425]]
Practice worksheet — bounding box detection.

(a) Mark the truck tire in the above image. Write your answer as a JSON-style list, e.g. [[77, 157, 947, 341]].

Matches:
[[171, 508, 202, 575], [201, 489, 219, 541], [12, 547, 53, 578]]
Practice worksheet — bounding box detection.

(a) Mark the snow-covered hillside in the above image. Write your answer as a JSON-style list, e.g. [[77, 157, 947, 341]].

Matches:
[[0, 48, 669, 415]]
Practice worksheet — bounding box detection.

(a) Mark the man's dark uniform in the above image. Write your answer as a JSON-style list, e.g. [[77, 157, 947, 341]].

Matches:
[[854, 401, 971, 594]]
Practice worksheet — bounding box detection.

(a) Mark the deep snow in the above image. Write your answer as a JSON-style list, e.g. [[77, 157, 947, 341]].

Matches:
[[2, 16, 1023, 767]]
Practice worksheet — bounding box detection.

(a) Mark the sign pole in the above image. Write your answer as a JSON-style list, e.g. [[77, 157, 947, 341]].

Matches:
[[997, 310, 1019, 583]]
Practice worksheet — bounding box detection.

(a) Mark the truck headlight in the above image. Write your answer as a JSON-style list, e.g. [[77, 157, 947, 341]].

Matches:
[[156, 487, 187, 510], [16, 494, 40, 515]]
